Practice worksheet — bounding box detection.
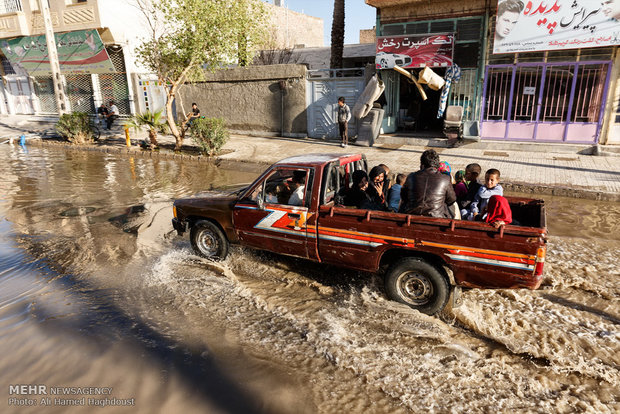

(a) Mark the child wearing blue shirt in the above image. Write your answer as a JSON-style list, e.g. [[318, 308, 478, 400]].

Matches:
[[466, 168, 503, 220], [388, 173, 406, 212]]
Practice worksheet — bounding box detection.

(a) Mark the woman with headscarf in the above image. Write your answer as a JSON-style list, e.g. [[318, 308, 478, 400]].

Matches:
[[365, 165, 390, 211]]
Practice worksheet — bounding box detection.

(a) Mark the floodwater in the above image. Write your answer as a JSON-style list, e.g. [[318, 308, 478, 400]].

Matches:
[[0, 145, 618, 413]]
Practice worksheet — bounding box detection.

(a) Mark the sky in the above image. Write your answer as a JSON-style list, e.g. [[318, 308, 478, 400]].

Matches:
[[263, 0, 377, 46]]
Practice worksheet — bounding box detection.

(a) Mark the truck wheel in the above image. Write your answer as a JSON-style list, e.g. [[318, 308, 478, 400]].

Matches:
[[190, 220, 228, 260], [384, 258, 450, 315]]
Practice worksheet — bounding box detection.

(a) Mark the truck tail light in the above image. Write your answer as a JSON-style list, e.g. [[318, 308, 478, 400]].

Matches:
[[534, 246, 546, 276]]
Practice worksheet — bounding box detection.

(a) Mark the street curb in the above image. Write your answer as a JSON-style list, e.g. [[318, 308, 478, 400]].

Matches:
[[23, 138, 620, 202]]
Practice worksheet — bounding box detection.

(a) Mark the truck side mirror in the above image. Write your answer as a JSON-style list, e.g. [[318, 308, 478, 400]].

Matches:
[[257, 196, 265, 210]]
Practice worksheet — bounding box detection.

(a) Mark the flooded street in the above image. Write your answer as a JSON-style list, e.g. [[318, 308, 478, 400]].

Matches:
[[0, 145, 618, 413]]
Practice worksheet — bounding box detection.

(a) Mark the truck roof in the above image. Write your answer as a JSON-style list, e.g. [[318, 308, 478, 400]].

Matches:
[[275, 153, 363, 168]]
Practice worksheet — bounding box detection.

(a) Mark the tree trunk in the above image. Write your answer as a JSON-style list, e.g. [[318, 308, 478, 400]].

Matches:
[[330, 0, 345, 69], [148, 128, 158, 148], [165, 64, 195, 151]]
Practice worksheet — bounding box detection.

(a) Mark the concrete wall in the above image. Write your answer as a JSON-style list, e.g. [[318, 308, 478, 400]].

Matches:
[[372, 0, 486, 22], [602, 49, 620, 145], [179, 64, 308, 136], [264, 3, 323, 48]]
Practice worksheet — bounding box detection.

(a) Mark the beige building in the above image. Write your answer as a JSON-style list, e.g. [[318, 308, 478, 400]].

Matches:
[[264, 1, 323, 49]]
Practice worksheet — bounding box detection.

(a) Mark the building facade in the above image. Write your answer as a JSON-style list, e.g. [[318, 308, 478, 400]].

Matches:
[[0, 0, 156, 116], [366, 0, 620, 145]]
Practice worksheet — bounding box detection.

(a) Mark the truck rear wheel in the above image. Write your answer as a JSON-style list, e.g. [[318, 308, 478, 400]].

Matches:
[[190, 220, 228, 260], [385, 258, 450, 315]]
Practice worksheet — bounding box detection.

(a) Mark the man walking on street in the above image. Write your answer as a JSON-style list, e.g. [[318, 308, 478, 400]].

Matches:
[[337, 96, 351, 148]]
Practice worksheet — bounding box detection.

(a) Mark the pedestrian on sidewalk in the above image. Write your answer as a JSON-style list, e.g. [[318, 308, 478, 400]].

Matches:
[[337, 96, 351, 148], [106, 101, 119, 130], [96, 103, 108, 125]]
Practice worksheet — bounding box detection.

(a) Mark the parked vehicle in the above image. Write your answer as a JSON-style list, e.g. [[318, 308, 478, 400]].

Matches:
[[172, 154, 547, 315]]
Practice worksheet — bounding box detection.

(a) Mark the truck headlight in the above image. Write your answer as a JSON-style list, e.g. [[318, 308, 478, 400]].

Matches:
[[173, 205, 177, 218]]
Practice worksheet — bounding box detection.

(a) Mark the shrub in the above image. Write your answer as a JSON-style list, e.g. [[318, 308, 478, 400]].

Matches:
[[191, 117, 229, 156], [55, 112, 94, 144]]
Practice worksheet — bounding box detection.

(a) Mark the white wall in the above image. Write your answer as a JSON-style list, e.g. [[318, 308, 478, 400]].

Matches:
[[96, 0, 153, 74]]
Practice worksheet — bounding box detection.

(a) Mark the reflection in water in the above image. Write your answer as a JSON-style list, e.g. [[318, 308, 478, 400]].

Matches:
[[0, 146, 618, 413]]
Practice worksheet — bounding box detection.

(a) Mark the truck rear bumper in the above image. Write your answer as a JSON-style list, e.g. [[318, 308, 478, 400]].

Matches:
[[172, 218, 188, 235]]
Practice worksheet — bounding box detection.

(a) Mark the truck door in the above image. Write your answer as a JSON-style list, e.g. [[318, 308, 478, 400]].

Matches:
[[233, 167, 313, 259]]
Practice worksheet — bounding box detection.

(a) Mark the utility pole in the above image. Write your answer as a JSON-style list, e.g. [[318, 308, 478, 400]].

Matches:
[[39, 0, 68, 115]]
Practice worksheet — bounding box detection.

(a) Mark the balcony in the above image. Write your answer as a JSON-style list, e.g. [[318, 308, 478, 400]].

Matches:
[[0, 0, 101, 39], [0, 0, 29, 38]]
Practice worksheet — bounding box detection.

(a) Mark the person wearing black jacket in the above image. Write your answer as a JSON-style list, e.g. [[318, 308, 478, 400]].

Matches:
[[342, 170, 371, 208], [364, 165, 390, 211], [400, 149, 457, 218]]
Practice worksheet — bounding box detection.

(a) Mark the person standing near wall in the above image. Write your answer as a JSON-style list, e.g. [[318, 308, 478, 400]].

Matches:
[[337, 96, 351, 148]]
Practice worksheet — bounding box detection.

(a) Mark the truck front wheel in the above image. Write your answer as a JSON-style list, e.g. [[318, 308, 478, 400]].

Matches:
[[385, 258, 450, 315], [190, 220, 229, 260]]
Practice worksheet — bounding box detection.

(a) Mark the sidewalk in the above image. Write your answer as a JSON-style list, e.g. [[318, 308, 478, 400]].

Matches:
[[215, 135, 620, 201], [2, 114, 619, 201]]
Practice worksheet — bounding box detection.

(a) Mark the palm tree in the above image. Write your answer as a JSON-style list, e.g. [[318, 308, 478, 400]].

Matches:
[[124, 110, 168, 149], [330, 0, 345, 69]]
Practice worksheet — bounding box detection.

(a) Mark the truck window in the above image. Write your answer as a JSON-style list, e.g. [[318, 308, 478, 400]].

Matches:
[[322, 160, 367, 205], [261, 168, 310, 207]]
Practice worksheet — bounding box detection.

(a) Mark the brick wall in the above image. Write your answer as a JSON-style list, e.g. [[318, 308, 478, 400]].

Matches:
[[378, 0, 486, 22], [359, 28, 376, 44]]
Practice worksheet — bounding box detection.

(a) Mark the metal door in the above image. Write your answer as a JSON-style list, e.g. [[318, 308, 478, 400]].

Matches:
[[306, 68, 365, 139], [481, 61, 611, 143], [6, 77, 34, 114]]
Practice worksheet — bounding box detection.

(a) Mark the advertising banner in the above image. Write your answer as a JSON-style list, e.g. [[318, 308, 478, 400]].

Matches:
[[375, 34, 454, 69], [493, 0, 620, 53], [0, 29, 115, 76]]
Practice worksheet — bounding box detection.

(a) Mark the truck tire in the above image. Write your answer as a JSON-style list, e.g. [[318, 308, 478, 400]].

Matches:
[[384, 258, 450, 315], [190, 220, 228, 260]]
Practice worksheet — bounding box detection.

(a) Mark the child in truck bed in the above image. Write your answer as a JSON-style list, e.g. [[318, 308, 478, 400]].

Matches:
[[464, 168, 503, 221]]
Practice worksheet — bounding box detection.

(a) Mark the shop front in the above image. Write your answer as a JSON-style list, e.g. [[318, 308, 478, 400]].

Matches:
[[376, 16, 486, 135], [482, 0, 619, 144]]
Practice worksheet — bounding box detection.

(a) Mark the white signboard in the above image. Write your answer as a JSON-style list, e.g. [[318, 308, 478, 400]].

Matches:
[[493, 0, 620, 53]]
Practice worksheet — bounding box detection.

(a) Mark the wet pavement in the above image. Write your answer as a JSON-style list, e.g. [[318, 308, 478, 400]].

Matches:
[[0, 145, 618, 413], [1, 114, 620, 201]]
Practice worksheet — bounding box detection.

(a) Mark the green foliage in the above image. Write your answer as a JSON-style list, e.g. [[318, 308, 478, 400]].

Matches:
[[55, 112, 93, 144], [125, 109, 168, 148], [136, 0, 269, 83], [124, 109, 168, 134], [191, 117, 229, 156]]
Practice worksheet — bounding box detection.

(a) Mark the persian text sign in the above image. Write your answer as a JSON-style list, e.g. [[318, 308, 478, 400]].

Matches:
[[0, 30, 115, 75], [493, 0, 620, 53], [376, 34, 454, 69]]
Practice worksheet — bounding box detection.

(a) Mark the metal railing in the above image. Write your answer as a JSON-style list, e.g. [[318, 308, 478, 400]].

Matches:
[[0, 0, 23, 14]]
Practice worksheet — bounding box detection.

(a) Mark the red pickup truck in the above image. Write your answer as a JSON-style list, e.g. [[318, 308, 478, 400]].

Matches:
[[172, 153, 547, 315]]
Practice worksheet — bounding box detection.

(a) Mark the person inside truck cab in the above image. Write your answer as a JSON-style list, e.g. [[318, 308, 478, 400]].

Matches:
[[287, 171, 307, 206], [399, 149, 457, 218]]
